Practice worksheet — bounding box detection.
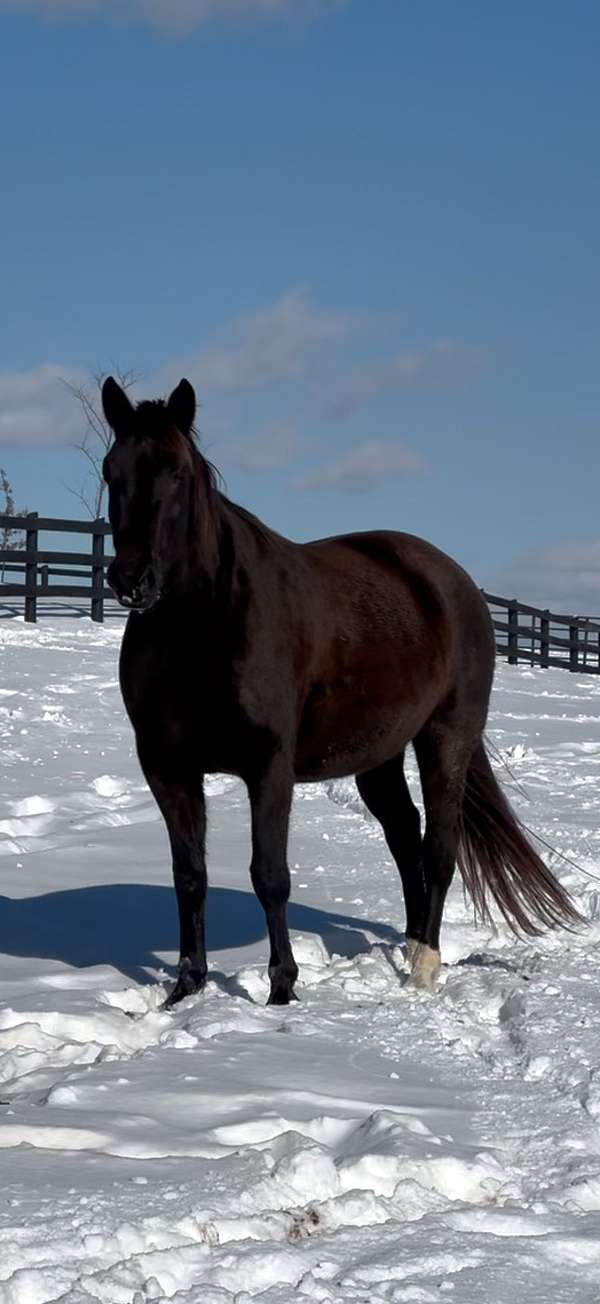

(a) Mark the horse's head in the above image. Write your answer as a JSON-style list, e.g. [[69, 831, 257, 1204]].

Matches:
[[101, 376, 201, 611]]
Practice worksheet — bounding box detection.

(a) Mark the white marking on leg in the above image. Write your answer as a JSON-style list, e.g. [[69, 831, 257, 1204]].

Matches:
[[405, 937, 419, 966], [409, 943, 441, 992]]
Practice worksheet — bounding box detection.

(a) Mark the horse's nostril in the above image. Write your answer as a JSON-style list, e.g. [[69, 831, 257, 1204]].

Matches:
[[108, 564, 157, 609]]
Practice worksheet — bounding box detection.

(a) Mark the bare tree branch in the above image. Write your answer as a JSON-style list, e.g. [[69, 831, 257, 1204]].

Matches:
[[65, 482, 96, 518], [62, 366, 139, 518], [0, 468, 29, 580]]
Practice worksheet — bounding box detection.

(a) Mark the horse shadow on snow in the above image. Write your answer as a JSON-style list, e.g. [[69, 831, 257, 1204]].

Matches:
[[0, 884, 405, 988]]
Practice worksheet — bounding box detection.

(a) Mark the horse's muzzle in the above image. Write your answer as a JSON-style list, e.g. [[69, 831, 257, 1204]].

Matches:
[[107, 562, 160, 613]]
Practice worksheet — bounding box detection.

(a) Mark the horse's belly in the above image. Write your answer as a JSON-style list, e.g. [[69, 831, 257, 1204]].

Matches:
[[294, 690, 427, 781]]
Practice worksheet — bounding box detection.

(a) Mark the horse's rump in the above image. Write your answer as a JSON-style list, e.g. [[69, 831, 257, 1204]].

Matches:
[[292, 529, 494, 779]]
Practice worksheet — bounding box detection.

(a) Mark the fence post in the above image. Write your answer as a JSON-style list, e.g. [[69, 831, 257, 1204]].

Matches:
[[91, 520, 105, 623], [569, 622, 579, 673], [507, 600, 519, 665], [25, 512, 39, 623], [540, 611, 550, 668]]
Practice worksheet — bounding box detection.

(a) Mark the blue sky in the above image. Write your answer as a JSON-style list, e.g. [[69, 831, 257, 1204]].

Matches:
[[1, 0, 599, 607]]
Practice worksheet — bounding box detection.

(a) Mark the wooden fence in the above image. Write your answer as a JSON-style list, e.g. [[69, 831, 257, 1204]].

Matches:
[[1, 515, 599, 674], [483, 592, 600, 675], [0, 513, 113, 623]]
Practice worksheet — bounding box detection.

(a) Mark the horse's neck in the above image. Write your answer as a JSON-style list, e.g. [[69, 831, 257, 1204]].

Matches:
[[187, 465, 221, 585], [188, 471, 285, 598], [181, 493, 241, 603], [215, 498, 258, 572]]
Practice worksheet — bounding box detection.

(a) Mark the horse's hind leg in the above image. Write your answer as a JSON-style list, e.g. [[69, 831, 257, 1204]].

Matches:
[[411, 715, 475, 990], [356, 753, 426, 947]]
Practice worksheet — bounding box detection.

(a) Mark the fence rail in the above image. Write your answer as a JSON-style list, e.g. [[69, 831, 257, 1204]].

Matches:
[[0, 513, 113, 623], [0, 516, 599, 673], [482, 591, 600, 675]]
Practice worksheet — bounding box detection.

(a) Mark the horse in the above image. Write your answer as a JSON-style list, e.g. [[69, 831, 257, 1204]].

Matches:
[[101, 375, 580, 1008]]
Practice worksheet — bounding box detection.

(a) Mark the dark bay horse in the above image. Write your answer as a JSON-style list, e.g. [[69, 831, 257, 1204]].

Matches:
[[101, 376, 580, 1008]]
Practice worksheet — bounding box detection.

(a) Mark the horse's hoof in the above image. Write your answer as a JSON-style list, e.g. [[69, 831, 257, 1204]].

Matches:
[[163, 971, 206, 1009], [407, 943, 441, 993], [267, 987, 299, 1006]]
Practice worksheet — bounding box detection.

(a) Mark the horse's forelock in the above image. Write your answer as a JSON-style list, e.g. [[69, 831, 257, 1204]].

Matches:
[[129, 399, 201, 451], [133, 399, 169, 439]]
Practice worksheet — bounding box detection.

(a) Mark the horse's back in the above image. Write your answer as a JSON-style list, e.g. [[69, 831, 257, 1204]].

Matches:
[[300, 528, 492, 663]]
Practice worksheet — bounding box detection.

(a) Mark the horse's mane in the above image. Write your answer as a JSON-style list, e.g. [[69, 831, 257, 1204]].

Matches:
[[187, 424, 286, 551], [219, 496, 284, 548]]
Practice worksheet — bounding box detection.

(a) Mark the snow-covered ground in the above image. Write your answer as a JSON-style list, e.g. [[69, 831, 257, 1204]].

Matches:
[[1, 617, 600, 1303]]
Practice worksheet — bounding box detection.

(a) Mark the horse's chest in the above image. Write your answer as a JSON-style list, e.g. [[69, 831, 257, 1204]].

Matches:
[[124, 662, 236, 732], [119, 638, 270, 772]]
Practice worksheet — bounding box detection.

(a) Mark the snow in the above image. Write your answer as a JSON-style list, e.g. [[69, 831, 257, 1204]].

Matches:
[[1, 620, 600, 1301]]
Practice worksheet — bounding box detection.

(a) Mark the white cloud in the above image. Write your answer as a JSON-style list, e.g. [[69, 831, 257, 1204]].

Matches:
[[0, 0, 345, 35], [323, 340, 470, 420], [173, 289, 354, 395], [0, 363, 88, 447], [295, 440, 426, 493], [0, 290, 351, 448], [493, 540, 600, 617], [0, 295, 457, 473], [218, 422, 301, 472]]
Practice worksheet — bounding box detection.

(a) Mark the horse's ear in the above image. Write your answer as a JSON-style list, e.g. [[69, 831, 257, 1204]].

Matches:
[[101, 377, 134, 436], [167, 378, 196, 437]]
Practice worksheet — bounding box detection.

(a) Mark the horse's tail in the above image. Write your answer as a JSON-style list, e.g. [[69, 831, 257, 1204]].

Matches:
[[457, 740, 583, 935]]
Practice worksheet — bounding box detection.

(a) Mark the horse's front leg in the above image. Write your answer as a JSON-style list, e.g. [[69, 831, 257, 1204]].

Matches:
[[142, 759, 208, 1009], [248, 758, 298, 1005]]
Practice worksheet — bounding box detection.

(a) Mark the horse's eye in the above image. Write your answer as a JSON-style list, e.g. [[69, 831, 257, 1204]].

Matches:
[[167, 468, 188, 487]]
